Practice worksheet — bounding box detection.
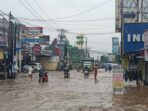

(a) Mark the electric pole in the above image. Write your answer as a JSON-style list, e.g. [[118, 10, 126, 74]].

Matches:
[[85, 37, 87, 57], [58, 29, 67, 68]]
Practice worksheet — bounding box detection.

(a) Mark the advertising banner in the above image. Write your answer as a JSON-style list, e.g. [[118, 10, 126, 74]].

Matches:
[[124, 23, 148, 53], [144, 31, 148, 61], [21, 38, 44, 43], [0, 19, 9, 46], [39, 35, 50, 45], [112, 37, 119, 54], [39, 35, 50, 41], [0, 50, 4, 60], [33, 44, 41, 55], [21, 27, 43, 38], [113, 65, 124, 94]]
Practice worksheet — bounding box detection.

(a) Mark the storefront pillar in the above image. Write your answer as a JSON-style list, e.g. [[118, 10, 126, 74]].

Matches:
[[144, 62, 148, 85]]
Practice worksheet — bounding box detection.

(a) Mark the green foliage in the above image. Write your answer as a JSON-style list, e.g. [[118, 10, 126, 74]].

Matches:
[[100, 55, 108, 63]]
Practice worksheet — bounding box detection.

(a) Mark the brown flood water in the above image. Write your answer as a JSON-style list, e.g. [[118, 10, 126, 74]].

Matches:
[[0, 70, 147, 111]]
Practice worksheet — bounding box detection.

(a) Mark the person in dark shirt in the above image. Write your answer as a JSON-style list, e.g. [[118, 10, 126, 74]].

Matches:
[[93, 64, 98, 83]]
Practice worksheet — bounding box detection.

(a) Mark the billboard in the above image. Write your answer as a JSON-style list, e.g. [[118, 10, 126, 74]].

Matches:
[[144, 31, 148, 61], [21, 27, 43, 38], [21, 38, 44, 43], [123, 23, 148, 53], [0, 18, 9, 46], [112, 37, 119, 54], [39, 35, 50, 45], [115, 0, 148, 32], [39, 35, 50, 41]]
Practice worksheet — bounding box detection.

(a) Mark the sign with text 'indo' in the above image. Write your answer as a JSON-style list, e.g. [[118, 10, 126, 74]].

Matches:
[[124, 23, 148, 53]]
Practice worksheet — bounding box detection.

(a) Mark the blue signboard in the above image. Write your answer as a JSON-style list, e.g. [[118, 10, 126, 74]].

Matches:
[[124, 23, 148, 53], [21, 38, 44, 43], [112, 37, 119, 54], [123, 13, 136, 18]]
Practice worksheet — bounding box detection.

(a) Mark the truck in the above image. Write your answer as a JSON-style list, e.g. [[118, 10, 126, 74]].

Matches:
[[82, 58, 95, 72]]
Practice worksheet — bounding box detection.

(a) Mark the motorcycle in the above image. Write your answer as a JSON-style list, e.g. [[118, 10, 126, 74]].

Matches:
[[83, 67, 89, 78], [64, 66, 70, 78]]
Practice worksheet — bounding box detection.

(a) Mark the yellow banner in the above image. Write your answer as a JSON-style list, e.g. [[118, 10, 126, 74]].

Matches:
[[0, 50, 4, 60], [113, 81, 124, 88]]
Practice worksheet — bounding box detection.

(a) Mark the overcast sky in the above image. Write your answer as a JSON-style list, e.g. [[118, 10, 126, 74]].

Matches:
[[0, 0, 120, 58]]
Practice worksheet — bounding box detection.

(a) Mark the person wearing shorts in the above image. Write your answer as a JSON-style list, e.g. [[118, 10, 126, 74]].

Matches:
[[28, 66, 33, 81]]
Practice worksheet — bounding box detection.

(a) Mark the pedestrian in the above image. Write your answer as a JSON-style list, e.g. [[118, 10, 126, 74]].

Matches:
[[7, 62, 12, 79], [93, 64, 98, 83], [42, 72, 48, 83], [60, 61, 63, 71], [38, 67, 44, 82], [28, 66, 33, 81], [12, 62, 18, 79]]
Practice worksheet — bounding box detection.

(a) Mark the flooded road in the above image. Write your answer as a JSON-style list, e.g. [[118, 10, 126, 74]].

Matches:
[[0, 70, 148, 111]]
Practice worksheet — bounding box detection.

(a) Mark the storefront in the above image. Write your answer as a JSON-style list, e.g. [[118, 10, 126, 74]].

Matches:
[[122, 23, 148, 85]]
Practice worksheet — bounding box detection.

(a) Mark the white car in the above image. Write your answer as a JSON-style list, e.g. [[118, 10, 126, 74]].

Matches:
[[23, 63, 41, 72], [33, 63, 42, 71]]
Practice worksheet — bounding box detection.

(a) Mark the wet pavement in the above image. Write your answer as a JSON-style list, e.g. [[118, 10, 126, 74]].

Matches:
[[0, 70, 148, 111]]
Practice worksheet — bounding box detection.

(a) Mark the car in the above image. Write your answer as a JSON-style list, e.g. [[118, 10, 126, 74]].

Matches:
[[23, 65, 33, 73], [23, 62, 41, 73], [104, 63, 112, 72], [32, 63, 42, 71]]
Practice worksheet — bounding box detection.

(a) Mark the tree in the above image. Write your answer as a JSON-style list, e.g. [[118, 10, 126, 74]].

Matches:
[[100, 55, 108, 63]]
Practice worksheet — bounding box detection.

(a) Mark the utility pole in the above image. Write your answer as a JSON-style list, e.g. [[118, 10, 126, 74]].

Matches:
[[121, 0, 124, 55], [18, 25, 22, 71], [58, 29, 67, 68], [137, 0, 143, 22], [58, 29, 64, 59], [85, 37, 87, 57], [8, 11, 12, 79], [3, 18, 7, 79]]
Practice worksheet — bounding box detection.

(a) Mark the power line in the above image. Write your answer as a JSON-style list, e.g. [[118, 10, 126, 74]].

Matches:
[[67, 31, 117, 35], [54, 18, 115, 22], [16, 17, 115, 28], [89, 41, 112, 45], [16, 19, 118, 36], [18, 19, 58, 32], [15, 17, 114, 22], [64, 27, 114, 30], [32, 0, 61, 28], [25, 0, 58, 29], [53, 22, 115, 27], [18, 0, 42, 22], [53, 0, 111, 20], [18, 0, 58, 29]]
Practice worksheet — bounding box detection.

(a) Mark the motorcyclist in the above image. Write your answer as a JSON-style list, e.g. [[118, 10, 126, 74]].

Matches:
[[64, 63, 70, 78], [83, 66, 89, 77]]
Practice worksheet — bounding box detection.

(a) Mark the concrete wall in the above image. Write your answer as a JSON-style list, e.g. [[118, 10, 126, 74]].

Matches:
[[36, 56, 59, 71]]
